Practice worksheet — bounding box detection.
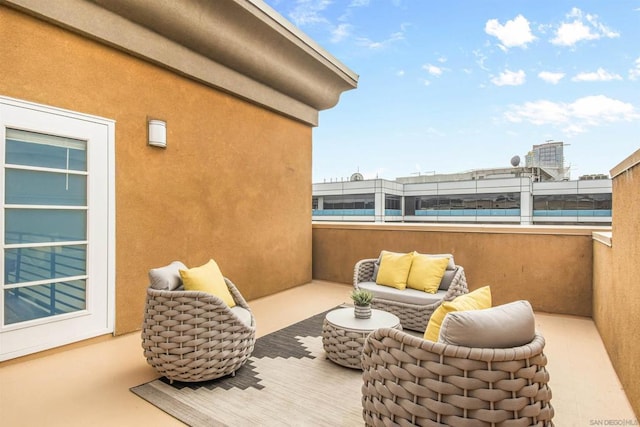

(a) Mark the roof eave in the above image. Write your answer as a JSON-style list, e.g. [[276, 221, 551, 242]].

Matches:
[[2, 0, 359, 126]]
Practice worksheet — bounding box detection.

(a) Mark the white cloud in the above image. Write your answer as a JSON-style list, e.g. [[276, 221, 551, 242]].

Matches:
[[425, 127, 445, 137], [572, 68, 623, 82], [538, 71, 565, 84], [504, 95, 638, 135], [552, 21, 598, 46], [396, 70, 405, 77], [551, 8, 619, 47], [485, 15, 536, 50], [505, 100, 568, 125], [331, 23, 351, 42], [287, 0, 369, 44], [491, 69, 526, 86], [423, 64, 443, 77], [571, 95, 636, 123], [356, 30, 405, 49], [288, 0, 331, 26], [629, 57, 640, 81], [473, 50, 489, 71]]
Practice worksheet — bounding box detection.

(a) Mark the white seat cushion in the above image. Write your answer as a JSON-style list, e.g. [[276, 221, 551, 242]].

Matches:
[[148, 261, 187, 290], [358, 281, 447, 305], [230, 306, 253, 327]]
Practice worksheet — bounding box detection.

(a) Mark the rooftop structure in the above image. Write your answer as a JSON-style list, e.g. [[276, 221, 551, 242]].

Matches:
[[0, 1, 638, 423], [525, 140, 570, 181]]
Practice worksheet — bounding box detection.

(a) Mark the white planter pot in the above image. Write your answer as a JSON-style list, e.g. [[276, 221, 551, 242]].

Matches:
[[354, 305, 372, 319]]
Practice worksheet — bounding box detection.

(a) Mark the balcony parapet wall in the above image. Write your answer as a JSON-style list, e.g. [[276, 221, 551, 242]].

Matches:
[[313, 221, 610, 317], [594, 148, 640, 417]]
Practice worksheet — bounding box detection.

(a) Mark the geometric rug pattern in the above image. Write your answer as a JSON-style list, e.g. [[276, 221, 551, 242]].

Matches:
[[131, 308, 363, 426]]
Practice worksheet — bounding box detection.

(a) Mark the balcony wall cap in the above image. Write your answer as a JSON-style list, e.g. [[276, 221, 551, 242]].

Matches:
[[611, 148, 640, 179], [312, 221, 612, 236]]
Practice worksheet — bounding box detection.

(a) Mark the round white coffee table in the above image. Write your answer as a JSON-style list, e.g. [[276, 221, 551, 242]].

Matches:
[[322, 307, 401, 369]]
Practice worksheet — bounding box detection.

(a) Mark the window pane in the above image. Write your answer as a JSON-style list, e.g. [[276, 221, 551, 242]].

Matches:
[[322, 194, 374, 210], [593, 194, 612, 210], [421, 196, 438, 210], [437, 196, 451, 209], [5, 169, 86, 206], [533, 195, 550, 210], [450, 197, 464, 209], [476, 194, 493, 209], [4, 280, 86, 325], [385, 195, 400, 210], [577, 195, 594, 210], [5, 209, 86, 244], [6, 130, 87, 171], [4, 245, 86, 285]]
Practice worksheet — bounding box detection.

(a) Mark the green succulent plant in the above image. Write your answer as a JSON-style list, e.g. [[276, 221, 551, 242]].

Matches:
[[350, 288, 373, 306]]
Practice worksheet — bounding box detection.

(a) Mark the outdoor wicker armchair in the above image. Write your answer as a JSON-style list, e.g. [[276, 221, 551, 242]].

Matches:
[[353, 256, 469, 332], [361, 327, 554, 426], [141, 277, 256, 383]]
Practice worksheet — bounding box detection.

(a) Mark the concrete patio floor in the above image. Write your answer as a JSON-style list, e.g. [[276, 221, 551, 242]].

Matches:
[[0, 280, 636, 426]]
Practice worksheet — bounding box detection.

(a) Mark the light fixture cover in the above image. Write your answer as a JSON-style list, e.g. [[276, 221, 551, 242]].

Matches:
[[148, 119, 167, 148]]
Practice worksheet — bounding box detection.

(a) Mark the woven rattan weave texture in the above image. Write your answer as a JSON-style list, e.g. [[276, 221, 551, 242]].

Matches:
[[141, 278, 256, 383], [354, 258, 469, 332], [361, 328, 554, 426]]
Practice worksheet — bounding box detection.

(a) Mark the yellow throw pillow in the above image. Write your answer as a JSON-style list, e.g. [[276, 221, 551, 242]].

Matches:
[[406, 253, 450, 293], [423, 286, 492, 341], [375, 251, 413, 290], [179, 259, 236, 308]]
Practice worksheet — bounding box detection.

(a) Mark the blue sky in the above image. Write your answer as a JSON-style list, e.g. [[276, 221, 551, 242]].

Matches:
[[264, 0, 640, 182]]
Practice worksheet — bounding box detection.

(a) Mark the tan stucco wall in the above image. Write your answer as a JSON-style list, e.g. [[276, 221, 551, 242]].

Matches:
[[313, 224, 595, 316], [594, 151, 640, 416], [592, 240, 613, 331], [1, 6, 313, 334]]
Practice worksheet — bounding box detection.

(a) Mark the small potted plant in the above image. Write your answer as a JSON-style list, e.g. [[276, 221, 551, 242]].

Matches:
[[351, 288, 373, 319]]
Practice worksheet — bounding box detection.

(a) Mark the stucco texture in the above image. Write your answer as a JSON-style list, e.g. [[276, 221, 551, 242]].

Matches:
[[594, 161, 640, 416], [1, 7, 313, 334], [313, 225, 593, 316]]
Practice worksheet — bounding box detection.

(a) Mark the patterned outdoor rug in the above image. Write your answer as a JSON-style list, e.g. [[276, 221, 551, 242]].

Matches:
[[131, 307, 363, 426]]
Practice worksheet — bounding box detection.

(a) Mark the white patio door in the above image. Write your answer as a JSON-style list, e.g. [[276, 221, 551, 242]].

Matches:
[[0, 97, 114, 361]]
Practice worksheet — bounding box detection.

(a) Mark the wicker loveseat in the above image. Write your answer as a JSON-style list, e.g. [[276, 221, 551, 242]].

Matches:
[[141, 261, 256, 383], [354, 253, 468, 332], [361, 301, 554, 426]]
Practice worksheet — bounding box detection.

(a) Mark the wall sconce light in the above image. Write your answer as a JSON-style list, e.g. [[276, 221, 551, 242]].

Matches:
[[148, 119, 167, 148]]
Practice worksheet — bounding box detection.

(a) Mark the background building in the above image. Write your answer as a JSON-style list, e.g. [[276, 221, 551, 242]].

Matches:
[[524, 141, 570, 181], [313, 143, 611, 225]]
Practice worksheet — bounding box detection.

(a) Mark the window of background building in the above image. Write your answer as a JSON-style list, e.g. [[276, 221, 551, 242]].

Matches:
[[534, 193, 611, 211], [385, 195, 401, 210], [323, 194, 374, 210], [406, 192, 520, 214]]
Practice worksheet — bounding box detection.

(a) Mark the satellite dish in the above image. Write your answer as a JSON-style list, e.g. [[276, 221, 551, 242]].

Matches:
[[510, 155, 521, 167], [350, 172, 364, 181]]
